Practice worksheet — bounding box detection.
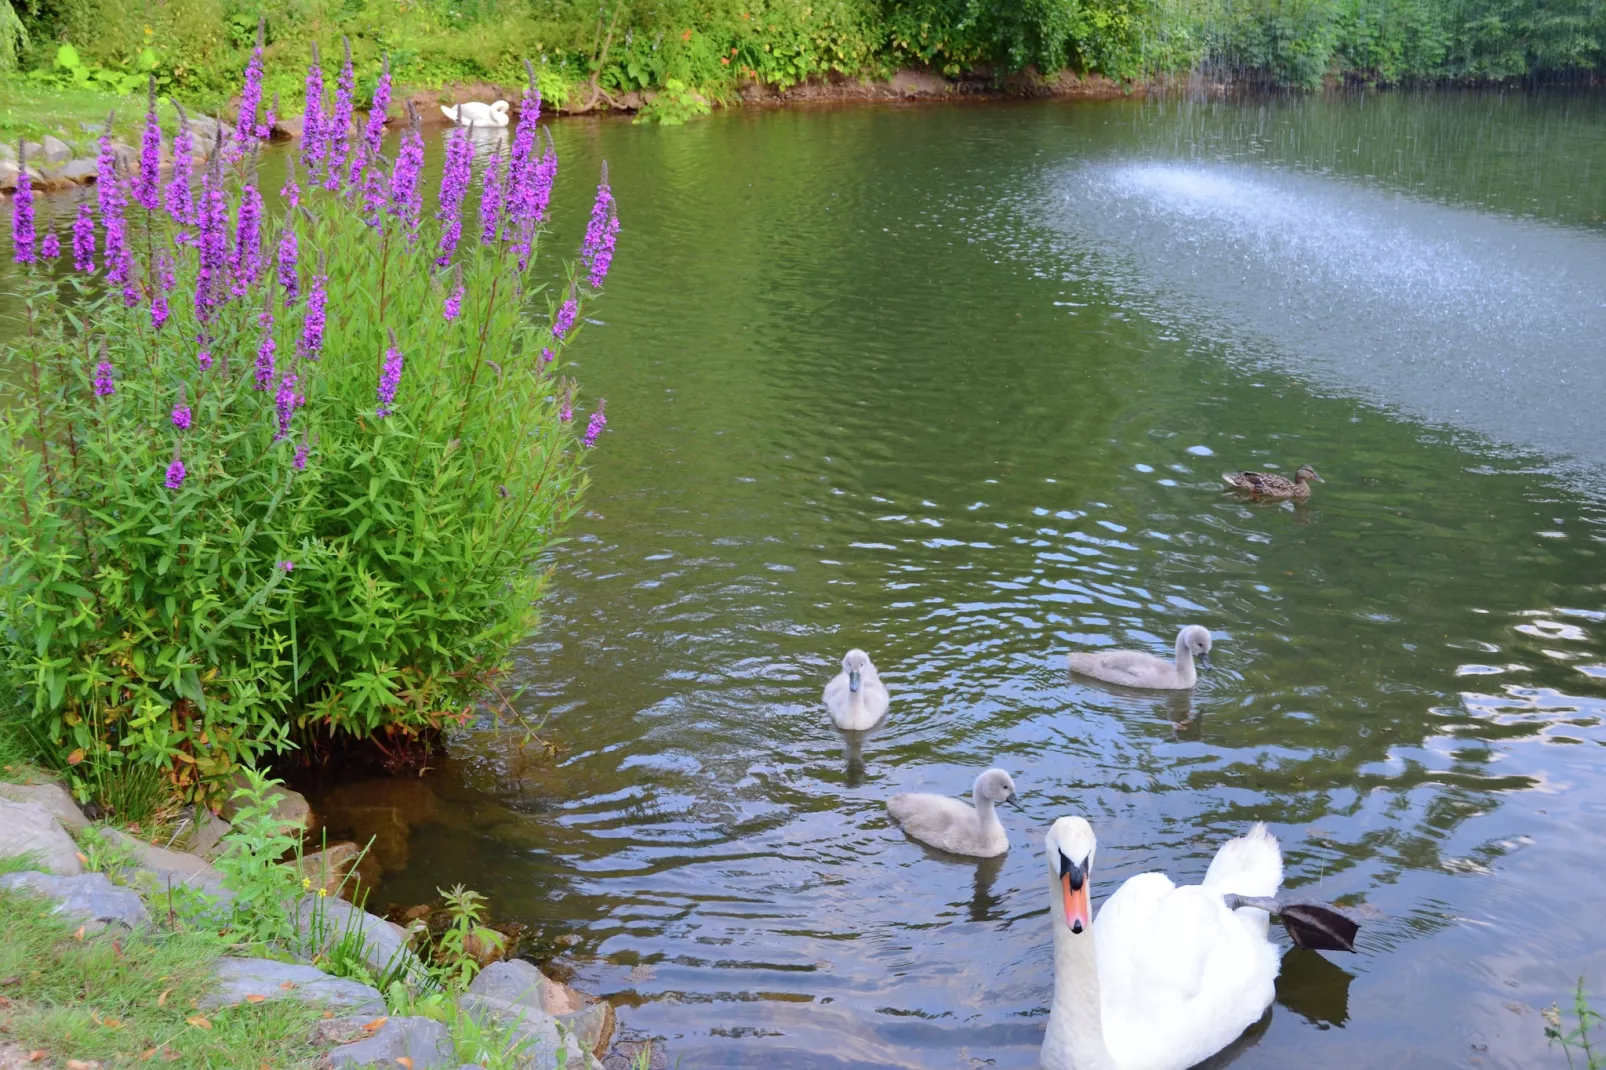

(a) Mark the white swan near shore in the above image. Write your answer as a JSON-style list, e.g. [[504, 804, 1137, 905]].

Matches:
[[441, 100, 510, 127], [1040, 816, 1282, 1070]]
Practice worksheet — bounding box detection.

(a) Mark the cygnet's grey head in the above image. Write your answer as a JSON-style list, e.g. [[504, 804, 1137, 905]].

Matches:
[[1179, 625, 1213, 669], [841, 648, 875, 692], [974, 768, 1020, 808], [1295, 464, 1324, 484], [1045, 816, 1097, 935]]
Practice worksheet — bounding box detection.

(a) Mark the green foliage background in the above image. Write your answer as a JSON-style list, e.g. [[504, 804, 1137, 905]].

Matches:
[[8, 0, 1605, 105]]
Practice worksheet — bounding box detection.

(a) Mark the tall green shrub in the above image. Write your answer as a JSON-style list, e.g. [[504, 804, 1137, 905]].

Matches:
[[0, 61, 618, 803]]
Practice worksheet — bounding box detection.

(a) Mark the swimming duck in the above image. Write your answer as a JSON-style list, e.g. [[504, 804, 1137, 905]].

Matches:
[[1221, 464, 1323, 500], [440, 100, 511, 127], [823, 649, 889, 731], [1068, 625, 1212, 690], [887, 768, 1018, 858]]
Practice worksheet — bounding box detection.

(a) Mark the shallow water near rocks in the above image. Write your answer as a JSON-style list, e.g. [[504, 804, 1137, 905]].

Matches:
[[11, 90, 1606, 1068]]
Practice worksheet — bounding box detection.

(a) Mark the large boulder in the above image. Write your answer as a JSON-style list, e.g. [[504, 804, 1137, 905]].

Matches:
[[219, 776, 314, 835], [40, 135, 73, 164], [325, 1015, 454, 1069], [293, 893, 430, 987], [468, 959, 584, 1016], [0, 798, 83, 874], [103, 828, 230, 898], [200, 957, 385, 1015], [0, 871, 149, 931], [455, 993, 599, 1070], [0, 781, 89, 835], [290, 841, 362, 898], [58, 158, 99, 184]]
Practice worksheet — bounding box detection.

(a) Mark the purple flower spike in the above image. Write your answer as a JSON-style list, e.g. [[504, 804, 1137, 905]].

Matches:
[[150, 293, 170, 330], [119, 253, 140, 307], [357, 53, 390, 176], [479, 153, 503, 245], [274, 371, 302, 440], [40, 231, 59, 259], [278, 560, 294, 572], [10, 158, 34, 264], [96, 119, 129, 275], [277, 226, 300, 302], [559, 394, 573, 423], [232, 19, 266, 156], [539, 347, 555, 369], [300, 260, 328, 358], [281, 154, 302, 209], [171, 394, 192, 430], [134, 78, 162, 211], [165, 456, 187, 490], [93, 360, 116, 397], [551, 294, 578, 341], [302, 44, 327, 178], [262, 93, 278, 141], [166, 105, 195, 231], [581, 163, 620, 288], [582, 400, 608, 448], [376, 330, 403, 417], [324, 38, 355, 191], [389, 108, 425, 242], [230, 181, 264, 296], [71, 203, 95, 272], [195, 152, 228, 320], [255, 329, 276, 391], [434, 127, 472, 266], [293, 438, 310, 470], [197, 335, 213, 371], [444, 267, 464, 322]]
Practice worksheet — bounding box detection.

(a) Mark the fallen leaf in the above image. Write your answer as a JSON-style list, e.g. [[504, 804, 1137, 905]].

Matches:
[[156, 988, 171, 1007], [111, 939, 123, 959], [321, 1011, 333, 1019], [279, 981, 296, 991], [0, 994, 9, 1006], [28, 1052, 45, 1062], [395, 1059, 413, 1069], [140, 1048, 157, 1061], [363, 1016, 388, 1032], [103, 1018, 119, 1028], [73, 925, 85, 941], [66, 1060, 98, 1069], [75, 851, 88, 865], [67, 748, 84, 766], [186, 1015, 212, 1030], [244, 994, 266, 1004]]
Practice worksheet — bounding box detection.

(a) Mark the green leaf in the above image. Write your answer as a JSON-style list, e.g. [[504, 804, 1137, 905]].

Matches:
[[54, 43, 81, 70]]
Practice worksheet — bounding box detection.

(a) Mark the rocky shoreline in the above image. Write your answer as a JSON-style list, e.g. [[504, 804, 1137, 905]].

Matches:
[[0, 777, 628, 1069]]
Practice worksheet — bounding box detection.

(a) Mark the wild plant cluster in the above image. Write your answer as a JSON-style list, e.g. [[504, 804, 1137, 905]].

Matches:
[[1, 41, 619, 804]]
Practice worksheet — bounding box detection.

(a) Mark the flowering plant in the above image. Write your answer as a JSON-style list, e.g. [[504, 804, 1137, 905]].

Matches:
[[0, 56, 619, 802]]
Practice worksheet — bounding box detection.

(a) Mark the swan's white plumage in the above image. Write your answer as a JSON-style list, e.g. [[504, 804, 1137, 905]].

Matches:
[[1067, 625, 1212, 690], [823, 649, 889, 731], [440, 100, 510, 127], [887, 768, 1015, 858], [1042, 819, 1283, 1070]]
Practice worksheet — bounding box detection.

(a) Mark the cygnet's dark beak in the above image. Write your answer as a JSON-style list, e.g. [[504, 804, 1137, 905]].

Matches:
[[1198, 650, 1212, 671], [1005, 791, 1023, 811], [848, 669, 861, 693]]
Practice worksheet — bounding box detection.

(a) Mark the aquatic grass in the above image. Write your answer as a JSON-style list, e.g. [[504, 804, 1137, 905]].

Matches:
[[1547, 978, 1605, 1070], [0, 55, 617, 803]]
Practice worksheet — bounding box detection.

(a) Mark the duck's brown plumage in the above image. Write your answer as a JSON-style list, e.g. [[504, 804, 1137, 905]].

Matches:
[[1222, 465, 1323, 500]]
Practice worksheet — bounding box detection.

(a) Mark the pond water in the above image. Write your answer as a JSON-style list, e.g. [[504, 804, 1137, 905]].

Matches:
[[13, 90, 1606, 1068]]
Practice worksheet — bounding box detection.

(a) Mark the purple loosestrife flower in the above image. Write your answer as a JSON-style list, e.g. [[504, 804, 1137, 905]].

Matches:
[[255, 328, 276, 391], [40, 231, 59, 259], [356, 53, 390, 175], [93, 360, 116, 396], [230, 181, 263, 297], [261, 93, 278, 141], [444, 267, 464, 322], [150, 248, 174, 329], [151, 294, 170, 330], [71, 202, 95, 271], [540, 347, 555, 369], [293, 436, 310, 470], [388, 108, 424, 242], [278, 560, 294, 572], [551, 293, 578, 340], [581, 163, 620, 288], [166, 105, 195, 232], [133, 79, 162, 211], [119, 253, 140, 307], [300, 260, 328, 358], [479, 152, 503, 245], [559, 394, 573, 423], [96, 119, 129, 274], [232, 19, 266, 156], [359, 162, 387, 228], [510, 131, 557, 271], [504, 77, 540, 215], [434, 128, 472, 266], [280, 154, 302, 209], [165, 456, 187, 490], [195, 153, 229, 320], [197, 335, 213, 371], [376, 330, 403, 417], [582, 400, 608, 448], [276, 226, 300, 302], [323, 38, 355, 191], [274, 371, 302, 440], [302, 44, 327, 178], [172, 392, 192, 430], [10, 160, 33, 264]]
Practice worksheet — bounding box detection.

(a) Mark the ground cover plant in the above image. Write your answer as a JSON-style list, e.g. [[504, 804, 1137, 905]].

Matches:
[[0, 43, 618, 805]]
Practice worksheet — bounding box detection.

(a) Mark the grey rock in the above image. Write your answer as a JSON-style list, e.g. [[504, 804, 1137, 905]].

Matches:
[[559, 1001, 614, 1058], [326, 1015, 453, 1069], [456, 993, 597, 1070], [0, 798, 83, 874], [185, 806, 230, 859], [293, 893, 429, 987], [41, 135, 72, 164], [0, 162, 17, 191], [454, 1066, 489, 1070], [59, 158, 99, 184], [103, 827, 229, 897], [221, 775, 313, 833], [0, 781, 88, 834], [200, 957, 385, 1015], [110, 142, 137, 172], [18, 140, 44, 164], [0, 141, 14, 162], [467, 959, 583, 1016], [0, 870, 149, 931]]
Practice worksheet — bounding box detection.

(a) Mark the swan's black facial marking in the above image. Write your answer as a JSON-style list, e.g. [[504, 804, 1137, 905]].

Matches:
[[1059, 851, 1088, 891]]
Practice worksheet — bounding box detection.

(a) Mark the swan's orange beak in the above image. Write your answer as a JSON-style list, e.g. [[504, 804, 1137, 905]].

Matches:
[[1059, 857, 1091, 934]]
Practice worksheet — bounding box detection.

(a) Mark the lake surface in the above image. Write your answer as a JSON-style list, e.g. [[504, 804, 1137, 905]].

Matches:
[[14, 90, 1606, 1068]]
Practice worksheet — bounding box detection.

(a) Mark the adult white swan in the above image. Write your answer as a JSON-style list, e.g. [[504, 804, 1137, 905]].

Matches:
[[1040, 816, 1283, 1070], [823, 649, 889, 731], [1067, 625, 1212, 690], [440, 100, 510, 127]]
